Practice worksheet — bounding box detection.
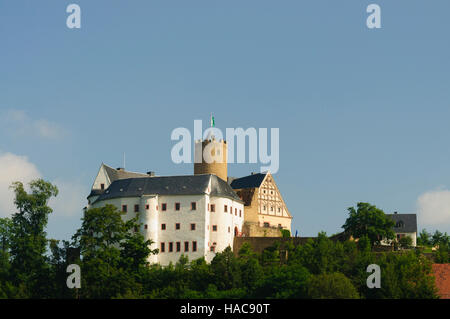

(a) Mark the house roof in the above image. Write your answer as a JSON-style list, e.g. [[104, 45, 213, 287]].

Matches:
[[230, 173, 266, 189], [432, 264, 450, 299], [386, 213, 417, 233], [102, 164, 148, 182], [94, 174, 242, 203]]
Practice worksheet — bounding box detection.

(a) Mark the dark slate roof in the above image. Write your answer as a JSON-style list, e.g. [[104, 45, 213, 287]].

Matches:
[[94, 174, 242, 203], [103, 164, 148, 182], [386, 214, 417, 233], [87, 189, 105, 198], [230, 173, 266, 189]]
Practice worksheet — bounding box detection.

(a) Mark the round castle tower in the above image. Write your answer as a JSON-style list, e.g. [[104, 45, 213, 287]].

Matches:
[[194, 135, 228, 182]]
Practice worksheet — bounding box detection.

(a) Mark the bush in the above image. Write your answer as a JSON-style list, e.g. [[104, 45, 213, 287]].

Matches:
[[307, 273, 359, 299]]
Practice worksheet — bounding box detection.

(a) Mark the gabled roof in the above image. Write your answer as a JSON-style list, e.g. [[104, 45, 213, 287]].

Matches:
[[230, 173, 266, 189], [102, 164, 148, 182], [94, 174, 242, 203], [386, 213, 417, 233]]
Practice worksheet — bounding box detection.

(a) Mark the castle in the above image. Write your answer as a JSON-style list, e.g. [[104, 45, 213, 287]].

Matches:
[[85, 129, 292, 265]]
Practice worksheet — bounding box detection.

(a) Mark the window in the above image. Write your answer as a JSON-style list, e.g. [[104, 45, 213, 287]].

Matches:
[[235, 208, 237, 215], [122, 205, 127, 213], [133, 226, 138, 232], [210, 204, 215, 212], [161, 224, 166, 230], [176, 242, 181, 252], [144, 224, 148, 230], [145, 204, 150, 210], [224, 205, 228, 213], [271, 206, 273, 212], [228, 226, 230, 233], [191, 202, 196, 210], [210, 246, 215, 252], [212, 225, 217, 232], [263, 206, 266, 211], [263, 222, 270, 227], [278, 207, 281, 212], [184, 241, 189, 252], [230, 206, 232, 214], [134, 204, 139, 212], [100, 183, 105, 190], [190, 223, 196, 231], [160, 242, 165, 253], [161, 203, 167, 211], [169, 242, 173, 252], [175, 223, 180, 230], [175, 203, 180, 211], [239, 210, 242, 217], [192, 241, 197, 252]]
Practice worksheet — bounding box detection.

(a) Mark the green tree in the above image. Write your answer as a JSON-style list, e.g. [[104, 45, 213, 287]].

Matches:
[[342, 202, 395, 245], [399, 236, 413, 249], [307, 272, 359, 299], [9, 179, 58, 298], [72, 205, 155, 298], [417, 229, 432, 246], [210, 246, 241, 290]]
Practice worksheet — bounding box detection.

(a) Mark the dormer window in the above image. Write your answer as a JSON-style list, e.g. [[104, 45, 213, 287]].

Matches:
[[100, 183, 105, 190]]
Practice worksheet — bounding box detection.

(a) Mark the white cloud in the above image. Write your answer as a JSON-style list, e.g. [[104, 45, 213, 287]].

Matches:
[[0, 152, 42, 217], [0, 152, 85, 219], [417, 189, 450, 228], [2, 109, 66, 140]]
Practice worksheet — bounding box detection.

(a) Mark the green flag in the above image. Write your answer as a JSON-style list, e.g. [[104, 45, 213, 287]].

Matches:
[[211, 115, 215, 127]]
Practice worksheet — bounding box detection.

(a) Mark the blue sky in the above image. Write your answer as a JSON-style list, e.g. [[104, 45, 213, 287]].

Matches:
[[1, 0, 450, 240]]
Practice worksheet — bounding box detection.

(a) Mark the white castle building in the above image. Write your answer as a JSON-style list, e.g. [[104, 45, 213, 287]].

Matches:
[[85, 126, 294, 265], [86, 138, 244, 266]]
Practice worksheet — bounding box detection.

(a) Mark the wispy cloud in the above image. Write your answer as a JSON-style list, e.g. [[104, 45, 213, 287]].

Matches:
[[416, 188, 450, 231], [1, 109, 67, 140]]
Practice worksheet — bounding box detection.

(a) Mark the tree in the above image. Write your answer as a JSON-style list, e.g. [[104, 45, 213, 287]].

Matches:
[[342, 202, 395, 245], [307, 273, 359, 299], [72, 204, 156, 298], [399, 236, 412, 249], [9, 179, 58, 298], [417, 229, 432, 246], [431, 230, 444, 247], [210, 246, 241, 290]]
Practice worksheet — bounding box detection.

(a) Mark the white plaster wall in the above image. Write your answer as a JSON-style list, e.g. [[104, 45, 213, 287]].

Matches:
[[156, 194, 207, 265], [89, 193, 244, 266]]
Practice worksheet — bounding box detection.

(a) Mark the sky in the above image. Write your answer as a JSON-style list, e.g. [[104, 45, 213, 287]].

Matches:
[[1, 0, 450, 241]]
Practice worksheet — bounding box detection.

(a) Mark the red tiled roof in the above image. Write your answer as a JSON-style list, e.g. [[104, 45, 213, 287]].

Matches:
[[432, 264, 450, 299]]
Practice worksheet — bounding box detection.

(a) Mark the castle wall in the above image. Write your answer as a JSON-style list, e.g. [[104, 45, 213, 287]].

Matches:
[[89, 192, 244, 265]]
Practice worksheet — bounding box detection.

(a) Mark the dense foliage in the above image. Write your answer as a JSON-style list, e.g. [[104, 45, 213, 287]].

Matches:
[[342, 202, 395, 245], [0, 180, 442, 299]]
